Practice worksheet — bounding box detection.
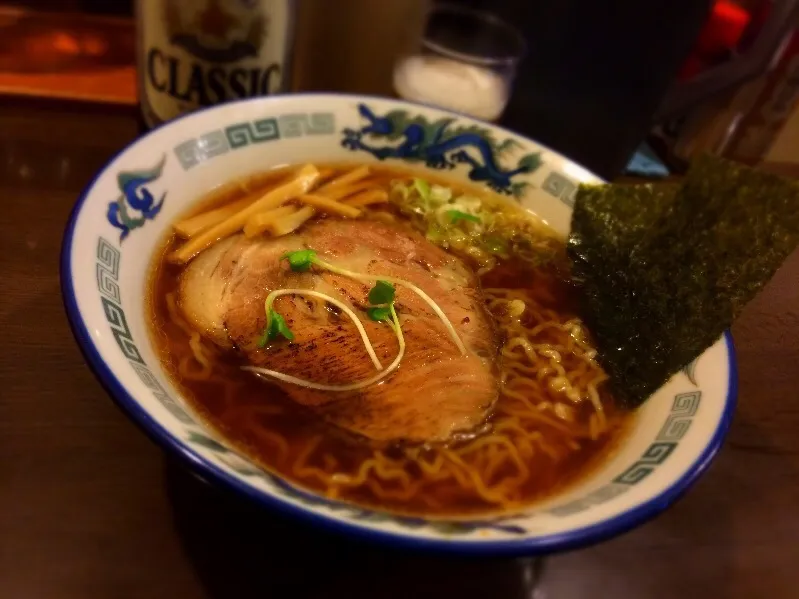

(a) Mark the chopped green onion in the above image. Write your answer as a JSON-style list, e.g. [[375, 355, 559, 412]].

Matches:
[[413, 178, 431, 203], [367, 280, 395, 305], [429, 184, 453, 204], [483, 235, 508, 256], [281, 249, 317, 272], [447, 210, 481, 224], [367, 306, 391, 322], [425, 224, 445, 243]]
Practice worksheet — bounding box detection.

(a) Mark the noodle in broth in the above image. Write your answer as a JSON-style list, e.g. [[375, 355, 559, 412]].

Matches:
[[148, 164, 630, 517]]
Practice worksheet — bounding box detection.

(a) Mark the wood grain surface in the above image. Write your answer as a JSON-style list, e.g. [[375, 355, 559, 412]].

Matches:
[[1, 99, 798, 599]]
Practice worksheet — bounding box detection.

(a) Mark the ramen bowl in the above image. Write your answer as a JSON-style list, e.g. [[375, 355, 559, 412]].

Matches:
[[61, 94, 736, 555]]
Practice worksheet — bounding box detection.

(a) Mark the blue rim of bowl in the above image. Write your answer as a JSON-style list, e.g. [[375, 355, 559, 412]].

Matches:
[[60, 93, 738, 556]]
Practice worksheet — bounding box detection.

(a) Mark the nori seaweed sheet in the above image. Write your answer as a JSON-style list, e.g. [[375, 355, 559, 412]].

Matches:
[[568, 155, 799, 408]]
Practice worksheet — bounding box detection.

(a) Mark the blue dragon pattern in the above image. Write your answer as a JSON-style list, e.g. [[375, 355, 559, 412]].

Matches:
[[107, 155, 167, 241], [342, 104, 542, 196]]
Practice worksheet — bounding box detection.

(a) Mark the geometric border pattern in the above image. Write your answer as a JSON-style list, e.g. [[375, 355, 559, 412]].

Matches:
[[95, 237, 195, 425], [657, 391, 700, 442], [547, 482, 630, 517], [96, 237, 121, 303], [547, 390, 701, 517], [541, 171, 578, 208], [174, 111, 336, 171], [613, 441, 677, 485]]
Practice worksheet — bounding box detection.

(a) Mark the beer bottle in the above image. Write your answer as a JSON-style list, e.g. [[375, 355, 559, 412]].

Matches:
[[136, 0, 295, 129]]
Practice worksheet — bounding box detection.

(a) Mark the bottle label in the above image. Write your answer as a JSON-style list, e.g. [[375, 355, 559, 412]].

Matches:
[[138, 0, 292, 128]]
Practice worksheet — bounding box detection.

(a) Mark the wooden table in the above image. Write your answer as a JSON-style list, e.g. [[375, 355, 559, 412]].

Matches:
[[1, 98, 798, 599]]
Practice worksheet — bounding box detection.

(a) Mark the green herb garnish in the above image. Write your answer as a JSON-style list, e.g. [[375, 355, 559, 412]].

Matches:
[[366, 281, 396, 323], [447, 210, 481, 225], [367, 280, 395, 305], [367, 306, 392, 322], [281, 249, 317, 272], [569, 155, 799, 408], [258, 309, 294, 347]]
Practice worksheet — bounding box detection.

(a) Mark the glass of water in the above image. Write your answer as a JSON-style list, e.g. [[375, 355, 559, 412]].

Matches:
[[393, 3, 526, 122]]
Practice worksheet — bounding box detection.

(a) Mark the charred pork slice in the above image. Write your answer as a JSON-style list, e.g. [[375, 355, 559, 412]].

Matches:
[[179, 219, 500, 443]]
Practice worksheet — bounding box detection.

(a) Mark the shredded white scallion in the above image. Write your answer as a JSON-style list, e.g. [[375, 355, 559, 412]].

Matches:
[[244, 251, 466, 393], [263, 288, 383, 370], [312, 258, 467, 355], [244, 304, 405, 391]]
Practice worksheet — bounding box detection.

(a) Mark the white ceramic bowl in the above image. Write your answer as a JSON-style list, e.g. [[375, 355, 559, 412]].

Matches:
[[61, 94, 735, 555]]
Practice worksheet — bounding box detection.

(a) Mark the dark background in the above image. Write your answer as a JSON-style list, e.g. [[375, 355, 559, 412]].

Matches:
[[8, 0, 712, 178], [444, 0, 712, 178]]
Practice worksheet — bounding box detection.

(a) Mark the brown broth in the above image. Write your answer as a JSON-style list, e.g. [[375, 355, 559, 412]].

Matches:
[[147, 164, 632, 518]]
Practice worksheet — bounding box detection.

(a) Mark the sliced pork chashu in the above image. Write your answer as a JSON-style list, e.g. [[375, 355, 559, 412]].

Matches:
[[179, 219, 500, 443]]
